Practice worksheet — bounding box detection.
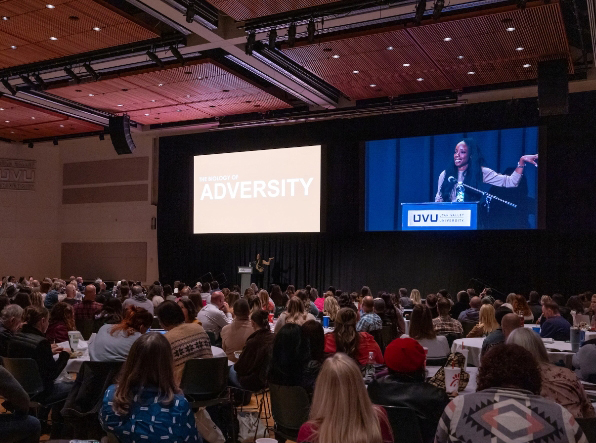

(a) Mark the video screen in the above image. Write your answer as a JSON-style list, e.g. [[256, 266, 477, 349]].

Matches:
[[365, 127, 539, 231], [193, 145, 321, 233]]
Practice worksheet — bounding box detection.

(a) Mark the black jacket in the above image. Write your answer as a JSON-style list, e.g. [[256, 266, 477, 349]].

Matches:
[[234, 328, 274, 392], [368, 372, 449, 443], [0, 322, 13, 357], [7, 324, 70, 391]]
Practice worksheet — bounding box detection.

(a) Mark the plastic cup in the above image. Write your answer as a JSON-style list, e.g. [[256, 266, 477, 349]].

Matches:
[[459, 349, 469, 369], [68, 330, 80, 352], [234, 351, 241, 360], [532, 326, 541, 334], [444, 367, 460, 393], [323, 316, 330, 328]]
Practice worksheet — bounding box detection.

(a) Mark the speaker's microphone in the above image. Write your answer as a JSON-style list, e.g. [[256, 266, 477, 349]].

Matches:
[[447, 176, 457, 184]]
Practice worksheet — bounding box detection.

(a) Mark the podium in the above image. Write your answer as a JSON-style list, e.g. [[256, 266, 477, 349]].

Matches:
[[401, 202, 479, 231], [238, 266, 253, 294]]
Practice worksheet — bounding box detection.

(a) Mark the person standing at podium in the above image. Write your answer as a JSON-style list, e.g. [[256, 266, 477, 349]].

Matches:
[[434, 138, 538, 202], [253, 253, 273, 290]]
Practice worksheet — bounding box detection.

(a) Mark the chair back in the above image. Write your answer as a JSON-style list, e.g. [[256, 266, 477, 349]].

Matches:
[[461, 321, 478, 337], [180, 357, 229, 401], [426, 356, 448, 367], [1, 357, 45, 398], [75, 319, 95, 340], [369, 329, 384, 352], [381, 324, 398, 348], [151, 317, 161, 329], [269, 383, 310, 440], [206, 330, 217, 346], [382, 405, 424, 443], [577, 417, 596, 443], [274, 306, 286, 318], [444, 333, 460, 348]]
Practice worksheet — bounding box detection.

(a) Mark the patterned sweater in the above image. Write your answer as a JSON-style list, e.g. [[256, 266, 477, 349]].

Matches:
[[164, 323, 213, 383], [435, 387, 587, 443]]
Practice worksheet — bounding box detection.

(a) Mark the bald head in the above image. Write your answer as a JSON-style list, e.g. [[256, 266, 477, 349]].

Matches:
[[65, 284, 77, 299], [501, 313, 521, 339], [210, 291, 224, 308], [84, 284, 96, 301], [362, 296, 374, 313], [470, 296, 482, 309]]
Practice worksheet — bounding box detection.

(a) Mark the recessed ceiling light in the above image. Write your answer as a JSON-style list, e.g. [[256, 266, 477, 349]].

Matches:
[[10, 45, 16, 49], [0, 108, 4, 111], [46, 4, 55, 8], [158, 83, 163, 86], [59, 124, 64, 127], [176, 109, 182, 112], [387, 46, 393, 50], [516, 47, 524, 51], [150, 99, 156, 102], [506, 27, 515, 31], [332, 54, 340, 59], [523, 63, 531, 68], [457, 55, 464, 59], [468, 71, 475, 75], [144, 113, 150, 116], [10, 131, 13, 134], [2, 16, 9, 21], [417, 78, 424, 81], [92, 27, 101, 31], [31, 117, 35, 119], [49, 36, 58, 41], [443, 37, 452, 42], [403, 63, 410, 67], [186, 94, 190, 98], [369, 84, 377, 87], [352, 70, 359, 74], [88, 93, 94, 96], [4, 120, 8, 123], [117, 104, 123, 107]]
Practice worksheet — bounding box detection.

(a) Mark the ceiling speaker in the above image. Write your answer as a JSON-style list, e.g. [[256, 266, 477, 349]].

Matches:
[[109, 115, 136, 155]]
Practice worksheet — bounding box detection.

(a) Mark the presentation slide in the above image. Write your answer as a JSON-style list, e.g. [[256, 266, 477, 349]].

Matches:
[[365, 127, 539, 231], [193, 145, 321, 234]]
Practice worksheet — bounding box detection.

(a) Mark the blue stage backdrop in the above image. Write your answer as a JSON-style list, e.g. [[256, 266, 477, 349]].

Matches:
[[365, 127, 539, 231]]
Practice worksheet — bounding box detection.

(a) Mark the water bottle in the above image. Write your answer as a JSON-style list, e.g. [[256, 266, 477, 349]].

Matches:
[[364, 351, 375, 383], [455, 182, 465, 202]]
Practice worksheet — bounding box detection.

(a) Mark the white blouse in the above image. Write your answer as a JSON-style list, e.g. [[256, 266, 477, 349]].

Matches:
[[435, 167, 522, 202]]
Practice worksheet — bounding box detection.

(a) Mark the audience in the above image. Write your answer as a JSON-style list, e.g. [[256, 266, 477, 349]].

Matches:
[[62, 284, 80, 306], [0, 366, 41, 443], [457, 296, 481, 323], [356, 296, 383, 333], [297, 353, 393, 443], [12, 292, 31, 310], [507, 328, 595, 418], [274, 296, 316, 333], [94, 297, 123, 330], [324, 307, 384, 365], [43, 281, 63, 311], [512, 294, 534, 323], [435, 344, 587, 443], [314, 289, 326, 311], [368, 338, 449, 443], [156, 301, 213, 382], [480, 311, 520, 356], [528, 290, 543, 321], [425, 293, 439, 318], [270, 284, 288, 307], [221, 299, 254, 362], [73, 284, 102, 322], [323, 295, 340, 324], [100, 333, 203, 443], [407, 304, 449, 358], [0, 304, 23, 356], [45, 302, 76, 343], [399, 287, 413, 309], [466, 304, 499, 338], [301, 320, 326, 389], [552, 293, 574, 324], [177, 298, 199, 324], [540, 301, 571, 341], [89, 306, 153, 361], [432, 296, 463, 337], [122, 285, 154, 314], [410, 288, 422, 306], [196, 291, 232, 340], [573, 336, 596, 383]]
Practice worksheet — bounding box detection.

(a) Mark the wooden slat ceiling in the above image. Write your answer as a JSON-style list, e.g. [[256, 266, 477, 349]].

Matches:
[[282, 3, 571, 101], [0, 0, 159, 69], [48, 61, 292, 124], [0, 96, 103, 141], [203, 0, 340, 21]]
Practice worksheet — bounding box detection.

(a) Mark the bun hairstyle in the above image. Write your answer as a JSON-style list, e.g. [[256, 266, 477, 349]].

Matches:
[[251, 309, 270, 330]]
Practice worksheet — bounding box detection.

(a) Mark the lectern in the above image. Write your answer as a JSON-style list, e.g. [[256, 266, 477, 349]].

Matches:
[[238, 266, 253, 294]]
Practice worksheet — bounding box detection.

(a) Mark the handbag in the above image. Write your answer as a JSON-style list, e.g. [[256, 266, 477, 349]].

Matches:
[[195, 407, 226, 443], [427, 352, 470, 392]]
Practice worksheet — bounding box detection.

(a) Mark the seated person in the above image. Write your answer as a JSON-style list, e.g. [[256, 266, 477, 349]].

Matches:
[[196, 291, 232, 340], [0, 304, 23, 357], [230, 309, 274, 392], [297, 353, 393, 443], [73, 285, 103, 322], [323, 296, 340, 326], [274, 296, 316, 334], [100, 332, 203, 443], [122, 285, 154, 315], [457, 296, 481, 323], [512, 294, 535, 323], [89, 306, 153, 361], [450, 291, 470, 321], [507, 328, 595, 418], [373, 298, 399, 338], [157, 301, 212, 383], [368, 338, 449, 443], [301, 320, 326, 389], [45, 302, 76, 343], [356, 296, 383, 333], [435, 344, 587, 443], [177, 298, 198, 324], [466, 304, 499, 338], [540, 301, 571, 342], [405, 305, 449, 358], [0, 366, 41, 443], [573, 338, 596, 383], [432, 297, 463, 337], [480, 307, 514, 355], [221, 299, 254, 362], [425, 293, 439, 319], [324, 308, 384, 365]]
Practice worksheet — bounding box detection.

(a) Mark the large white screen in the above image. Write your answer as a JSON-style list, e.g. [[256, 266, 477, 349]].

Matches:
[[193, 145, 321, 233]]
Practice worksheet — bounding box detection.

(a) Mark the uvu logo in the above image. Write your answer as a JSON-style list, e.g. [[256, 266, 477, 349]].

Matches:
[[413, 214, 438, 223]]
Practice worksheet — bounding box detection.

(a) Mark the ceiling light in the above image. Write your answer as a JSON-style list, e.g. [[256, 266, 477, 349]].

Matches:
[[268, 28, 277, 50], [287, 23, 297, 47], [307, 19, 316, 43], [506, 27, 515, 31], [370, 84, 376, 87], [64, 67, 80, 84], [10, 45, 16, 49], [50, 36, 58, 41], [386, 46, 394, 50], [415, 0, 426, 25], [59, 124, 64, 127], [443, 37, 452, 41], [144, 113, 150, 116], [457, 55, 464, 59], [88, 93, 94, 96], [417, 77, 424, 81], [177, 109, 182, 112], [353, 70, 359, 74], [332, 54, 340, 58], [0, 108, 4, 111], [117, 104, 123, 107], [92, 27, 101, 31], [2, 16, 9, 20], [150, 99, 156, 102], [245, 31, 255, 56], [1, 79, 16, 95], [46, 4, 55, 8], [4, 120, 9, 123], [31, 117, 35, 119], [10, 131, 13, 134], [170, 45, 185, 65], [32, 73, 46, 90], [403, 63, 410, 67], [516, 47, 524, 51], [467, 71, 475, 75], [158, 83, 163, 87], [523, 63, 531, 68], [433, 0, 444, 21], [146, 50, 164, 68], [83, 63, 100, 81]]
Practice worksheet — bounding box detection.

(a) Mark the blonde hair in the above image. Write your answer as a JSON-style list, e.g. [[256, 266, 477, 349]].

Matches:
[[410, 289, 421, 305], [541, 295, 552, 305], [258, 290, 271, 312], [29, 291, 43, 307], [307, 353, 389, 443], [478, 304, 499, 334], [323, 296, 339, 321], [285, 296, 308, 325]]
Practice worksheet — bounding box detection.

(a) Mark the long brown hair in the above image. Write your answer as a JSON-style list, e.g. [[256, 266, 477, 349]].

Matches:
[[112, 332, 179, 415], [307, 353, 389, 443], [110, 306, 153, 337], [49, 302, 75, 331], [333, 308, 360, 360], [409, 304, 436, 340], [512, 295, 532, 316], [285, 296, 308, 325]]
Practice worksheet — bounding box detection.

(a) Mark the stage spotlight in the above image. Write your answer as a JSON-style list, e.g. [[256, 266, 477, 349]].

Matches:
[[32, 73, 47, 90], [517, 0, 527, 9], [433, 0, 444, 20], [64, 66, 81, 84], [307, 19, 316, 43], [83, 63, 100, 81], [268, 28, 277, 50], [53, 137, 58, 146], [415, 0, 426, 24], [287, 23, 296, 47], [1, 78, 16, 95], [245, 32, 256, 55], [27, 142, 33, 149], [20, 75, 36, 88], [146, 50, 165, 68], [185, 1, 195, 23], [170, 45, 185, 65]]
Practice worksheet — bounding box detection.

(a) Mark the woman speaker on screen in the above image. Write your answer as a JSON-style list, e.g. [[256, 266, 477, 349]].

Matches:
[[434, 138, 538, 203]]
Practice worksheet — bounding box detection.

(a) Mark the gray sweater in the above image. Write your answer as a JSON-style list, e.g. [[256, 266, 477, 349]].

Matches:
[[0, 366, 30, 414]]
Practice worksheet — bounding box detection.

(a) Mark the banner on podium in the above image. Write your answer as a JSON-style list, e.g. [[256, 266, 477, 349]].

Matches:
[[402, 203, 478, 231]]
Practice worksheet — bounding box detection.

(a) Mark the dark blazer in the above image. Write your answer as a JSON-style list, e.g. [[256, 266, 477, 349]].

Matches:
[[233, 328, 274, 392]]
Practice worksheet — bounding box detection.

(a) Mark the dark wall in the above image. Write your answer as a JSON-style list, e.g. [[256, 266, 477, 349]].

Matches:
[[158, 92, 596, 297]]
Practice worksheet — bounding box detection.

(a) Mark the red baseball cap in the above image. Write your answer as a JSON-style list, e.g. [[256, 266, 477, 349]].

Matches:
[[384, 337, 426, 373]]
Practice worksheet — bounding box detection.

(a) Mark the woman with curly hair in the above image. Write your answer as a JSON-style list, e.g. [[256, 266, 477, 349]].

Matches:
[[512, 294, 534, 323], [324, 307, 383, 365], [435, 344, 587, 443], [46, 302, 76, 343], [323, 296, 340, 323]]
